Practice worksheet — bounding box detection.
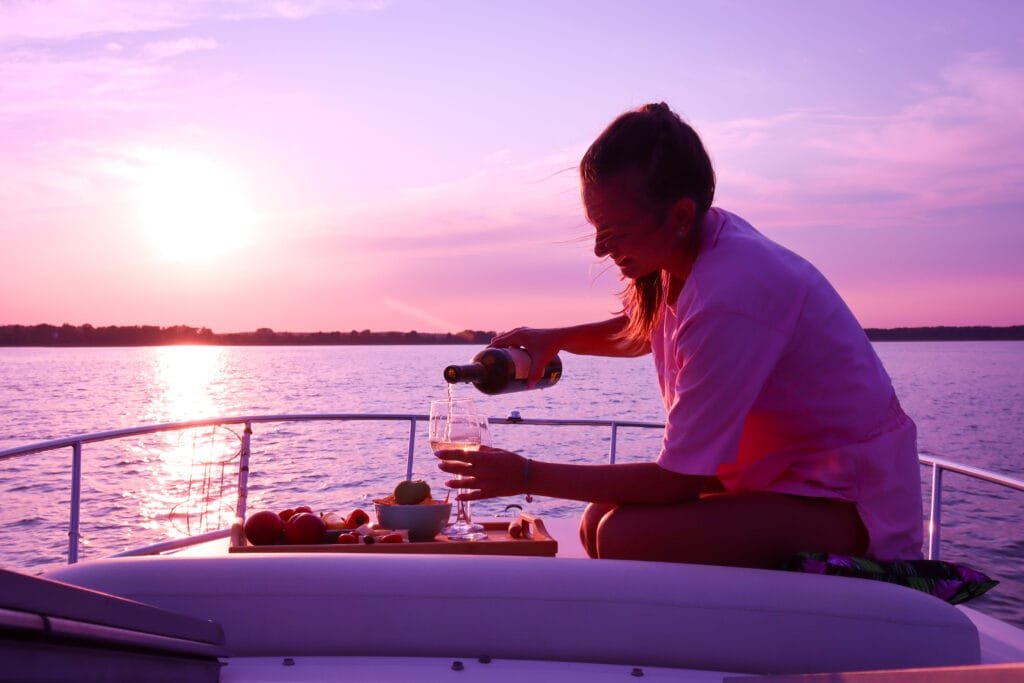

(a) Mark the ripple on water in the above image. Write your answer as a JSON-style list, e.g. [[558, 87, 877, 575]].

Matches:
[[12, 517, 46, 527]]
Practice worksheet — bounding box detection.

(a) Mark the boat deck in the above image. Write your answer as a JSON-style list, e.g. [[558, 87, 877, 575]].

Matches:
[[165, 515, 1024, 667], [30, 517, 1022, 682]]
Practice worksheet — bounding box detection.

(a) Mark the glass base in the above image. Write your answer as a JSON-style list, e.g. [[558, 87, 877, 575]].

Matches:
[[444, 520, 486, 541], [445, 529, 488, 541]]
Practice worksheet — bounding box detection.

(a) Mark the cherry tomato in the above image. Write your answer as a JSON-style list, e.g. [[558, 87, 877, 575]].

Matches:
[[294, 505, 313, 514], [337, 533, 359, 544], [378, 533, 403, 544], [278, 508, 296, 522]]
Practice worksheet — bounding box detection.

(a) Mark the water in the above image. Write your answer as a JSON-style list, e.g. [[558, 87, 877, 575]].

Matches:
[[1, 342, 1021, 626]]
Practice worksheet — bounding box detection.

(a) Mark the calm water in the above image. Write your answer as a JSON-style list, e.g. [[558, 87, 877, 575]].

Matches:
[[1, 343, 1022, 626]]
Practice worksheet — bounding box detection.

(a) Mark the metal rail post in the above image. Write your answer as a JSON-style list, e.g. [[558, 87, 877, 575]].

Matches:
[[235, 422, 253, 524], [609, 423, 619, 464], [406, 418, 417, 481], [928, 462, 944, 560], [68, 441, 83, 564]]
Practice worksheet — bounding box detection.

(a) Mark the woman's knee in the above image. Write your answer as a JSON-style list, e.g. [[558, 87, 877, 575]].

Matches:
[[580, 503, 615, 558], [593, 504, 683, 561]]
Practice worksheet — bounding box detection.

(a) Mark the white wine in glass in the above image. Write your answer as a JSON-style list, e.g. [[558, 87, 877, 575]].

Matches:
[[429, 397, 487, 541]]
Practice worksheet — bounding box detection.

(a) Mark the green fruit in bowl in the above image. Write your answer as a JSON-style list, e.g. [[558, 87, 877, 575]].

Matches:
[[394, 479, 431, 505]]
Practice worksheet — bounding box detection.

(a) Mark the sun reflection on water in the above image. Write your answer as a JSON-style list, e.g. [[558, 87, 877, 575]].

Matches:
[[153, 345, 226, 421], [135, 346, 241, 538]]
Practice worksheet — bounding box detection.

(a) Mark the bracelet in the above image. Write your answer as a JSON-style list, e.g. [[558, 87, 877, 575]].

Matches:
[[524, 458, 533, 503]]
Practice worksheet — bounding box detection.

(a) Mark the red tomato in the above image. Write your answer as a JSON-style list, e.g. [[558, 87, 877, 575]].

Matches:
[[278, 508, 296, 522], [294, 505, 313, 514], [283, 512, 326, 544], [337, 533, 359, 544], [243, 510, 285, 546], [345, 508, 370, 527], [378, 533, 404, 544]]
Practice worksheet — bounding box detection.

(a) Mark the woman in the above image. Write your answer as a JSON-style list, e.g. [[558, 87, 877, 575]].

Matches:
[[436, 103, 923, 568]]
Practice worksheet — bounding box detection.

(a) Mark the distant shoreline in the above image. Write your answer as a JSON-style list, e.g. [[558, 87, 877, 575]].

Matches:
[[0, 325, 496, 347], [864, 326, 1024, 341], [1, 323, 1023, 347]]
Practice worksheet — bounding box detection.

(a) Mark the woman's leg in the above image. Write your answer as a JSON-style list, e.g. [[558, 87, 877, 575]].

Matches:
[[579, 502, 616, 558], [595, 492, 869, 568], [580, 478, 726, 558]]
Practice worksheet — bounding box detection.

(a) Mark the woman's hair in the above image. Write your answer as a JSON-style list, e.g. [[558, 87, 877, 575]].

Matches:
[[580, 102, 716, 346]]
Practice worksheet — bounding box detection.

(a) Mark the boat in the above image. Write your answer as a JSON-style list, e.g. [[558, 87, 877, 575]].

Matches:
[[2, 411, 1022, 681]]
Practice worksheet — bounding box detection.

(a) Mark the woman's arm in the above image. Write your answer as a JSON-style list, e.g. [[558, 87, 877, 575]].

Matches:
[[490, 316, 650, 385], [436, 447, 706, 505]]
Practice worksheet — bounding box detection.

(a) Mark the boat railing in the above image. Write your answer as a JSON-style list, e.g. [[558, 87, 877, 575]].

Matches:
[[1, 412, 1021, 565]]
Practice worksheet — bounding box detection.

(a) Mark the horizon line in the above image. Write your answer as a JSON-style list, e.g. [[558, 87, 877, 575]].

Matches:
[[3, 322, 1024, 335]]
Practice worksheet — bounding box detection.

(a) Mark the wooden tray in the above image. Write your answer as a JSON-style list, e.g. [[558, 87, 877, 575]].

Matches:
[[229, 513, 558, 557]]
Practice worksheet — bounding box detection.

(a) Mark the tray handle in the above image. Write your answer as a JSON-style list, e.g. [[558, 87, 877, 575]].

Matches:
[[515, 512, 550, 540], [229, 516, 246, 548]]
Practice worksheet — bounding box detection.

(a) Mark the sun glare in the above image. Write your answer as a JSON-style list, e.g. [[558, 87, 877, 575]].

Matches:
[[136, 346, 239, 537], [136, 151, 257, 262]]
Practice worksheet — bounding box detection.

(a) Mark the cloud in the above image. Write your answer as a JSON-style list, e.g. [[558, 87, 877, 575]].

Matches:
[[822, 54, 1024, 163], [701, 52, 1024, 231], [0, 0, 389, 44], [698, 110, 810, 152], [0, 37, 216, 128], [380, 297, 457, 333], [0, 47, 168, 124], [301, 149, 585, 259], [844, 275, 1024, 328], [0, 0, 388, 143], [265, 0, 385, 21], [143, 37, 219, 60]]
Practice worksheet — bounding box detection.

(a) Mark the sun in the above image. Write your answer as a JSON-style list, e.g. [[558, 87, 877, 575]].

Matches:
[[136, 151, 257, 262]]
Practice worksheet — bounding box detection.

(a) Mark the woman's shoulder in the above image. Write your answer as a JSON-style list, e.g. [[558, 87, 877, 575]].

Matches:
[[703, 209, 808, 269], [685, 209, 821, 324]]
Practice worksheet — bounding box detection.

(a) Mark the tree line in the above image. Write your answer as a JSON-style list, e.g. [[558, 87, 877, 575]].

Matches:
[[0, 323, 1021, 347], [862, 326, 1024, 341], [0, 324, 496, 346]]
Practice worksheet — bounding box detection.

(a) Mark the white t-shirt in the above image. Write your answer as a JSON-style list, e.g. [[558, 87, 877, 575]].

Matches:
[[651, 208, 923, 560]]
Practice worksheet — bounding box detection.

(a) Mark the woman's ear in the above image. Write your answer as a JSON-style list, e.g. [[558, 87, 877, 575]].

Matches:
[[667, 197, 697, 233]]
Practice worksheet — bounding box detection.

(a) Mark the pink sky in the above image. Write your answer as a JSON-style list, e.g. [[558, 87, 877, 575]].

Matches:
[[1, 1, 1022, 333]]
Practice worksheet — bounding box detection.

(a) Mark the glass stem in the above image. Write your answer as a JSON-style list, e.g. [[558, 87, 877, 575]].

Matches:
[[455, 475, 472, 524]]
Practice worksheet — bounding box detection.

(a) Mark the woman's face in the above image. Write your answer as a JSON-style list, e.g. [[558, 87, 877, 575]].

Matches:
[[583, 170, 671, 280]]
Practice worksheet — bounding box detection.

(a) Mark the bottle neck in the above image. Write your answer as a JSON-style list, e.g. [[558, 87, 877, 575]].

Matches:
[[444, 363, 484, 384]]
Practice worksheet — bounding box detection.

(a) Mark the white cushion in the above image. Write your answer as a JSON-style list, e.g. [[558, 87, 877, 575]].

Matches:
[[45, 554, 980, 674]]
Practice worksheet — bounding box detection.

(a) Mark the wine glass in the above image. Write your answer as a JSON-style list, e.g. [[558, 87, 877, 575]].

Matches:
[[429, 398, 487, 541]]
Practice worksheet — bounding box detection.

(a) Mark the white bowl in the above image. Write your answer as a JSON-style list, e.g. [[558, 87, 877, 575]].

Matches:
[[374, 501, 452, 542]]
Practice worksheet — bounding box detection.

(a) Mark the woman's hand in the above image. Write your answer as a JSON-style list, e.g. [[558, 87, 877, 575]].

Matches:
[[435, 445, 527, 501], [491, 317, 647, 366], [489, 327, 564, 387]]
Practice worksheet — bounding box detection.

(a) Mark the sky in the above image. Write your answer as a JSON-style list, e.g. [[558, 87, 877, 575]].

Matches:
[[1, 0, 1022, 333]]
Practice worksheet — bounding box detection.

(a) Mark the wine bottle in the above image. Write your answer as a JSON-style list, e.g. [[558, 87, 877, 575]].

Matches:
[[443, 347, 562, 395]]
